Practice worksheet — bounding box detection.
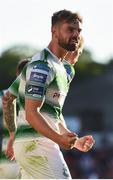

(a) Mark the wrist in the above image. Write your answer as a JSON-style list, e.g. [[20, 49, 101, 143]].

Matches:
[[56, 133, 62, 144], [74, 136, 79, 148], [9, 132, 15, 140]]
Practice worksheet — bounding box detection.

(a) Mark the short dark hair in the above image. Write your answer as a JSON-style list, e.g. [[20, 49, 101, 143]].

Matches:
[[52, 9, 83, 26]]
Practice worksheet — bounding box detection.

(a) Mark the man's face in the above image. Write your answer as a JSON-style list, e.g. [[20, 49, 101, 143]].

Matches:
[[57, 21, 82, 51]]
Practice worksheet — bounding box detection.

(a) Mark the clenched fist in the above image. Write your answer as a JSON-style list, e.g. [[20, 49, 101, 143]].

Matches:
[[73, 135, 95, 152]]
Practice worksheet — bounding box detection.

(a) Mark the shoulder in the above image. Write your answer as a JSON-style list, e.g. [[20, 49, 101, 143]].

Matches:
[[28, 49, 53, 72]]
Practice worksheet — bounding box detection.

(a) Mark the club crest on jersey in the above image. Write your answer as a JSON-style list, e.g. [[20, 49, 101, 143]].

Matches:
[[30, 72, 47, 83], [53, 92, 60, 99]]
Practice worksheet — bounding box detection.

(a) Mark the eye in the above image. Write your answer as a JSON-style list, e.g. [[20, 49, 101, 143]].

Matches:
[[68, 27, 74, 33], [78, 28, 82, 33]]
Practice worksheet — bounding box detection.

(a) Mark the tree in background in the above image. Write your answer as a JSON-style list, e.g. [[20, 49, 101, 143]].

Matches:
[[0, 45, 37, 90], [75, 49, 107, 82]]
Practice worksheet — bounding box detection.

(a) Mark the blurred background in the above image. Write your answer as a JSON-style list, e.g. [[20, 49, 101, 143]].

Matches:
[[0, 0, 113, 179]]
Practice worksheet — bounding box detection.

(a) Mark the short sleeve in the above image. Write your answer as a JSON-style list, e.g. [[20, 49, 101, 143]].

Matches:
[[25, 60, 54, 101]]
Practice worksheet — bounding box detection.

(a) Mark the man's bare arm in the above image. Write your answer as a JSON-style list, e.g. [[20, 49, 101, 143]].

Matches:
[[2, 91, 17, 132], [25, 98, 77, 150]]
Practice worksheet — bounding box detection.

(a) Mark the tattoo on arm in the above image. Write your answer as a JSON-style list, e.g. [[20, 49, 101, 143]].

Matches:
[[2, 91, 17, 132]]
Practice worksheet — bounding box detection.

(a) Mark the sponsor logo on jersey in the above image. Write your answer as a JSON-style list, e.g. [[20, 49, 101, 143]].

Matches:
[[30, 72, 47, 83], [26, 85, 44, 97]]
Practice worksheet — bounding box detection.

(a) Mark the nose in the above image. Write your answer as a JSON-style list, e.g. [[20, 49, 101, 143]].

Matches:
[[73, 30, 81, 41], [77, 35, 81, 42]]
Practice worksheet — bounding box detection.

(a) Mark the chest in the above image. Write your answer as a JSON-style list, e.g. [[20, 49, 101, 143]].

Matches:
[[51, 62, 68, 92]]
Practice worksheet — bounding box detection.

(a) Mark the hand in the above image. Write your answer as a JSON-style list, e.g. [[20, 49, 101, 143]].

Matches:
[[59, 132, 78, 150], [5, 136, 15, 161], [74, 135, 95, 152]]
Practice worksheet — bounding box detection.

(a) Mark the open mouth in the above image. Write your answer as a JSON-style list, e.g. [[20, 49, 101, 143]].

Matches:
[[71, 40, 78, 44]]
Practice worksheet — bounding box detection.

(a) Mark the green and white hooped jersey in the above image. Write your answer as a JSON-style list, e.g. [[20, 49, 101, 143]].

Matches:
[[9, 48, 75, 140], [25, 49, 69, 117]]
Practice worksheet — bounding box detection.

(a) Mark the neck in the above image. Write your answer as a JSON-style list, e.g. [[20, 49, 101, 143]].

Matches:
[[48, 41, 67, 61]]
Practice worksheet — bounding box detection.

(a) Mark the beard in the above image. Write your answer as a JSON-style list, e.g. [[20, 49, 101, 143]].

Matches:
[[58, 38, 78, 51]]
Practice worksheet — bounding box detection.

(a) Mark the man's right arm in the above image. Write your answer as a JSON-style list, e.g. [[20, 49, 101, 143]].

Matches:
[[25, 98, 77, 150]]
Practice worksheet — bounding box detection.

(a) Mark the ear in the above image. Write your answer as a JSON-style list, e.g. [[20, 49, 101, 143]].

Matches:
[[51, 25, 58, 38], [51, 26, 56, 33]]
